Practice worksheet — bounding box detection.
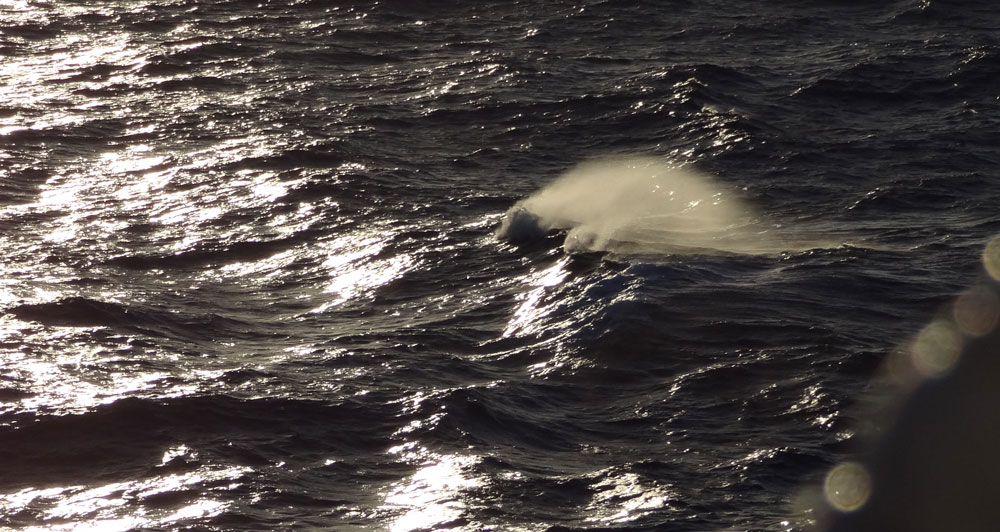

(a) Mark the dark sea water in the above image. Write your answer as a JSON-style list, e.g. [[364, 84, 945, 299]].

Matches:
[[3, 0, 1000, 530]]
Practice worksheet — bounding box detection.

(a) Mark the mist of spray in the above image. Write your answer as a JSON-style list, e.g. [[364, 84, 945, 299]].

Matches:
[[497, 157, 781, 255]]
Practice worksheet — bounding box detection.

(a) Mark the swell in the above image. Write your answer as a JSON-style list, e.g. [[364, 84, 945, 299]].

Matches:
[[7, 297, 277, 342], [4, 22, 62, 41], [402, 381, 664, 453], [0, 168, 48, 205], [220, 147, 346, 172], [105, 230, 319, 271], [788, 39, 1000, 114], [423, 62, 768, 123], [0, 394, 399, 489]]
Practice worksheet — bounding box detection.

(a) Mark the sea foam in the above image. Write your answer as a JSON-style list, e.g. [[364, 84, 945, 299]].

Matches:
[[498, 157, 779, 255]]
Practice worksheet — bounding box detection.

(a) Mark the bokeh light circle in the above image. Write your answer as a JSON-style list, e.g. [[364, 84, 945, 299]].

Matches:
[[910, 320, 962, 378], [983, 236, 1000, 281], [824, 462, 871, 512], [953, 286, 1000, 337]]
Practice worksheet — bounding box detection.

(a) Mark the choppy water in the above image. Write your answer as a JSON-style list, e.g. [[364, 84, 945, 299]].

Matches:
[[2, 1, 1000, 530]]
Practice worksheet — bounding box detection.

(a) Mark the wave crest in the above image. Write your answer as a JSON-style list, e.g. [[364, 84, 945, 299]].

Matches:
[[497, 156, 775, 254]]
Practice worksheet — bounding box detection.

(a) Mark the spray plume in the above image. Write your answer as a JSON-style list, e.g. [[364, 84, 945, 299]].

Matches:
[[498, 156, 779, 255]]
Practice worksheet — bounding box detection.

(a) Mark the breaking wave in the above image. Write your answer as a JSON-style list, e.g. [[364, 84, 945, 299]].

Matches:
[[498, 157, 783, 255]]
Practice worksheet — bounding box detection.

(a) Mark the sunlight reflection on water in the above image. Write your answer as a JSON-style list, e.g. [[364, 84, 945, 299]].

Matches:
[[504, 256, 569, 337], [585, 471, 674, 524], [382, 448, 479, 532], [3, 464, 245, 531], [312, 230, 418, 311]]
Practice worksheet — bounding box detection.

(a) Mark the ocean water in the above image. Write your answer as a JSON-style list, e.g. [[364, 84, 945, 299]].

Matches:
[[2, 0, 1000, 530]]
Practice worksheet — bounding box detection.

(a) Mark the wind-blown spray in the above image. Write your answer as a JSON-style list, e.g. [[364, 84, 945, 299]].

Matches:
[[498, 157, 776, 254]]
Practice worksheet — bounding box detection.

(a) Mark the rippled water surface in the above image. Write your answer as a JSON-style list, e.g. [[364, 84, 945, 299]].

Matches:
[[3, 0, 1000, 530]]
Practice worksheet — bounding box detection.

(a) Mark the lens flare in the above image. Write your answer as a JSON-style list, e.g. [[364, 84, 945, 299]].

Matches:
[[983, 236, 1000, 281], [910, 320, 963, 378], [824, 462, 871, 512], [953, 286, 1000, 337]]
